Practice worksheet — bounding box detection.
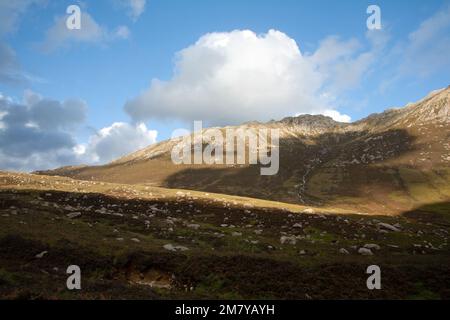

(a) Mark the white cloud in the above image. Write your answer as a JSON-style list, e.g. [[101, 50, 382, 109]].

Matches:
[[0, 0, 45, 36], [308, 36, 363, 92], [77, 122, 157, 163], [379, 5, 450, 93], [0, 92, 158, 171], [0, 42, 45, 86], [125, 29, 357, 126], [123, 0, 146, 21], [0, 91, 86, 171], [0, 43, 26, 85], [399, 5, 450, 77], [0, 110, 7, 130], [115, 25, 130, 39], [322, 109, 351, 123], [40, 12, 129, 52], [0, 2, 46, 86]]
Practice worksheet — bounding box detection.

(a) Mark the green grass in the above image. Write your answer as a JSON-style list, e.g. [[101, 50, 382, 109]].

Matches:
[[408, 282, 441, 300]]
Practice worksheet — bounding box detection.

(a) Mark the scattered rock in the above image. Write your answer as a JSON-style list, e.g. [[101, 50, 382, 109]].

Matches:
[[280, 235, 297, 245], [358, 247, 373, 255], [35, 251, 48, 259], [66, 212, 81, 219], [163, 244, 189, 252], [364, 243, 381, 250], [378, 222, 400, 232], [339, 248, 349, 254]]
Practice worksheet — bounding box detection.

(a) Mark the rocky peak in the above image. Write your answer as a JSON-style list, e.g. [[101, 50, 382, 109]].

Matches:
[[275, 114, 345, 131], [355, 86, 450, 130]]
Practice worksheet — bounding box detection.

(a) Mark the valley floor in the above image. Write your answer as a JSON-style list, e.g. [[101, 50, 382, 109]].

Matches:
[[0, 172, 449, 299]]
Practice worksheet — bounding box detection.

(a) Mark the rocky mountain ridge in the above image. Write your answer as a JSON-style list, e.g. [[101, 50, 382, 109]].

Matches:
[[38, 87, 450, 214]]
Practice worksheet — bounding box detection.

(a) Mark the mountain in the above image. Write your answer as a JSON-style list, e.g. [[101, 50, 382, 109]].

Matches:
[[3, 88, 450, 299], [39, 87, 450, 214]]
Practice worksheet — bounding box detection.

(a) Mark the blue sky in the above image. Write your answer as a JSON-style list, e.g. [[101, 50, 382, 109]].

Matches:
[[0, 0, 449, 171]]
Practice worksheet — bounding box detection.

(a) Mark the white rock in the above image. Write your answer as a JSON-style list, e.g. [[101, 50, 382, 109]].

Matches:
[[35, 251, 48, 259], [302, 208, 314, 214], [280, 235, 297, 245], [364, 243, 381, 250], [231, 232, 242, 237], [339, 248, 349, 254], [378, 222, 400, 232], [163, 244, 189, 252], [66, 212, 81, 219], [358, 247, 373, 255], [187, 224, 200, 230]]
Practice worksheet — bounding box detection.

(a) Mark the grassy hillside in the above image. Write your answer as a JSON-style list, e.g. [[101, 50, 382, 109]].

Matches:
[[1, 172, 449, 299]]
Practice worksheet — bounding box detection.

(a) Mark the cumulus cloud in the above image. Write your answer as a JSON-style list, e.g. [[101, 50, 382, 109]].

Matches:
[[0, 92, 157, 171], [76, 122, 157, 164], [0, 91, 86, 171], [40, 11, 130, 52], [308, 31, 386, 93], [124, 29, 362, 126], [322, 110, 351, 123]]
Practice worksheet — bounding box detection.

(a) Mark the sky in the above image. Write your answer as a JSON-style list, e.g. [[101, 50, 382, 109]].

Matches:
[[0, 0, 449, 171]]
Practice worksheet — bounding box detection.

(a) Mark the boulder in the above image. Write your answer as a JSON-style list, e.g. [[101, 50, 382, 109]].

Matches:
[[378, 222, 400, 232], [364, 243, 381, 250], [66, 212, 81, 219], [280, 235, 297, 245], [163, 244, 189, 252], [358, 247, 373, 255], [35, 251, 48, 259]]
